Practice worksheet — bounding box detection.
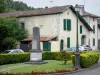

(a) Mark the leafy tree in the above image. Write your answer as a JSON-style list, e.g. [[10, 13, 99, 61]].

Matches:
[[7, 0, 34, 11], [0, 0, 7, 13], [0, 18, 28, 51], [2, 37, 17, 49]]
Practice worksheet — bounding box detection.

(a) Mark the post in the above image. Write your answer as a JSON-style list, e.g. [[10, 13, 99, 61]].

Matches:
[[75, 4, 81, 69]]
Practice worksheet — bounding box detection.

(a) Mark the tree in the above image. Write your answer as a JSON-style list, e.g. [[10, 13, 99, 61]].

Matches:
[[0, 0, 7, 13], [0, 18, 28, 51], [57, 51, 71, 65], [7, 0, 34, 11]]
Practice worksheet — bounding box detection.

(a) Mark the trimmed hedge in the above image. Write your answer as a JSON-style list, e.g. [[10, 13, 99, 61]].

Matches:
[[0, 53, 30, 65], [72, 52, 100, 68], [0, 51, 74, 65]]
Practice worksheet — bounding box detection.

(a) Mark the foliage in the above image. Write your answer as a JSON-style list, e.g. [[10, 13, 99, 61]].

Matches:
[[0, 53, 29, 65], [2, 37, 17, 49], [72, 51, 100, 68], [0, 18, 28, 51], [0, 51, 74, 65], [42, 51, 59, 60], [0, 0, 7, 13], [0, 67, 78, 75], [7, 0, 34, 11], [56, 51, 71, 65]]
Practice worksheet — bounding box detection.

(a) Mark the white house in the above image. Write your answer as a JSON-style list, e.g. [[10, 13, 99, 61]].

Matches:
[[0, 5, 93, 52], [75, 5, 100, 50], [98, 19, 100, 50]]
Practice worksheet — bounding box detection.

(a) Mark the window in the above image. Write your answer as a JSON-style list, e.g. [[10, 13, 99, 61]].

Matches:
[[93, 18, 95, 21], [63, 19, 71, 31], [93, 38, 95, 46], [67, 19, 71, 31], [63, 19, 66, 30], [67, 37, 70, 48], [80, 25, 82, 34], [40, 25, 43, 28], [20, 22, 25, 29], [93, 25, 95, 33]]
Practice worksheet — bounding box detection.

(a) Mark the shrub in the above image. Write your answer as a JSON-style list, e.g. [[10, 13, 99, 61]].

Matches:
[[72, 52, 100, 68], [0, 53, 29, 65], [0, 51, 74, 65], [56, 51, 71, 64], [42, 51, 59, 60]]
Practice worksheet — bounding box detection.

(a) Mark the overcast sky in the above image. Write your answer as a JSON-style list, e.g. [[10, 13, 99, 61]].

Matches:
[[13, 0, 100, 16]]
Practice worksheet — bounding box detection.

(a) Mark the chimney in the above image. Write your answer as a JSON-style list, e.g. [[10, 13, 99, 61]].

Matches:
[[45, 6, 48, 9], [75, 5, 84, 15]]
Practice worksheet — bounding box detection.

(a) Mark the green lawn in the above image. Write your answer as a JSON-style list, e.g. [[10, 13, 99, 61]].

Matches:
[[0, 60, 74, 73]]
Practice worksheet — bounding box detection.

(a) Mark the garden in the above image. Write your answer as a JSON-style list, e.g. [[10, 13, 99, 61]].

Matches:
[[0, 51, 99, 75]]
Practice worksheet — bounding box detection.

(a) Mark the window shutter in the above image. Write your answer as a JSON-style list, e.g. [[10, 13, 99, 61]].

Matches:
[[93, 38, 95, 46], [63, 19, 66, 30], [80, 25, 82, 34], [67, 19, 71, 31], [93, 25, 95, 33], [67, 37, 70, 48]]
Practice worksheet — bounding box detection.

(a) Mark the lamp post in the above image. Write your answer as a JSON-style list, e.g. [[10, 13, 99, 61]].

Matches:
[[75, 4, 81, 69]]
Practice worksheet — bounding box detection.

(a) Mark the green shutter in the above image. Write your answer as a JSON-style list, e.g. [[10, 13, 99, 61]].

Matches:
[[60, 40, 63, 51], [63, 19, 66, 30], [67, 37, 70, 48], [67, 19, 71, 31], [43, 41, 51, 51], [80, 25, 82, 34]]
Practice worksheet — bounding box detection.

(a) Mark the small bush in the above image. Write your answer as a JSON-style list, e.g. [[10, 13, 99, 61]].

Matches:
[[56, 51, 71, 64], [72, 52, 100, 68]]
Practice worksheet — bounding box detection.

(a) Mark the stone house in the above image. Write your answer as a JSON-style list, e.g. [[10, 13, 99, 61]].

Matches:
[[0, 5, 93, 52]]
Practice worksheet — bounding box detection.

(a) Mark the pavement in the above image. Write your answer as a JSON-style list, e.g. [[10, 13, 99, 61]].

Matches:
[[65, 57, 100, 75]]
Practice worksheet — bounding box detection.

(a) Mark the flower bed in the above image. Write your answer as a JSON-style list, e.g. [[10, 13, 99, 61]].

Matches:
[[0, 68, 78, 75]]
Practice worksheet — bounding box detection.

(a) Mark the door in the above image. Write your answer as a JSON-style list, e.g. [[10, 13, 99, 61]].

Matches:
[[43, 41, 51, 51], [60, 40, 64, 51]]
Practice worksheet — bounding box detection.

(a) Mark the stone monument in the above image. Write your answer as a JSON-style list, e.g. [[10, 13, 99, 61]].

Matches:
[[26, 27, 46, 64]]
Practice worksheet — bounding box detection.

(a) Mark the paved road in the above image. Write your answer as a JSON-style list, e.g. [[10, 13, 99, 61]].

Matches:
[[66, 66, 100, 75]]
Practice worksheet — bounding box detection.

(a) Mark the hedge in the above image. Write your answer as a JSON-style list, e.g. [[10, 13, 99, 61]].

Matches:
[[0, 51, 74, 65], [72, 52, 100, 68]]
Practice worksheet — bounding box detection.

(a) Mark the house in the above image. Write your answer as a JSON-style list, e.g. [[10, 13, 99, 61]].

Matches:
[[98, 19, 100, 50], [75, 5, 100, 50], [0, 5, 92, 52]]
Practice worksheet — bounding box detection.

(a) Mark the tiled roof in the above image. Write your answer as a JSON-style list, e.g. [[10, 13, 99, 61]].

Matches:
[[83, 11, 100, 18], [0, 5, 70, 18], [22, 37, 55, 41], [0, 5, 92, 31]]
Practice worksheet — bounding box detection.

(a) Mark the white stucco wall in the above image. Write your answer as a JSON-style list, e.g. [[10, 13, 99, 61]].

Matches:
[[19, 14, 60, 37], [59, 9, 90, 49], [83, 16, 98, 50]]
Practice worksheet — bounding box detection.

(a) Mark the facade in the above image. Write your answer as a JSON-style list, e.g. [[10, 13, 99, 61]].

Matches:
[[0, 5, 93, 52], [75, 5, 100, 50], [98, 19, 100, 50]]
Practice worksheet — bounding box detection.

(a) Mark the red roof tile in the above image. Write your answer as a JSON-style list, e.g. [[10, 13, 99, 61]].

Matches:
[[23, 37, 55, 41]]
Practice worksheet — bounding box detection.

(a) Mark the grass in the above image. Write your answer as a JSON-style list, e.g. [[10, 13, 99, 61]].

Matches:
[[0, 60, 74, 73]]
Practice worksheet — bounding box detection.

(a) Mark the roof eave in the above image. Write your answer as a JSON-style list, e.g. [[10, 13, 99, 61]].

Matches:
[[70, 6, 93, 31]]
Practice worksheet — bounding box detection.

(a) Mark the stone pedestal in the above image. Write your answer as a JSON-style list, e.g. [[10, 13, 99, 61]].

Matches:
[[25, 27, 47, 64]]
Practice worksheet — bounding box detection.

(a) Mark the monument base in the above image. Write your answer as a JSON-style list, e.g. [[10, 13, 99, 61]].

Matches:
[[25, 60, 47, 64], [25, 51, 47, 64]]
